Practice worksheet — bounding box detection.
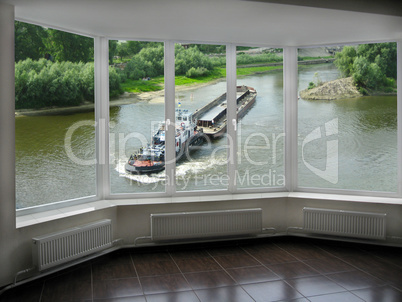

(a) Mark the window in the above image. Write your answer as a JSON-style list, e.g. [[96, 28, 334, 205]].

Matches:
[[236, 46, 285, 189], [109, 40, 165, 194], [297, 43, 397, 193], [174, 43, 228, 192], [15, 22, 96, 209], [14, 24, 400, 212]]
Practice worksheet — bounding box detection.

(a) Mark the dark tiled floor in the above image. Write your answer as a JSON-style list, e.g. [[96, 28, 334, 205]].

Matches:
[[1, 236, 402, 301]]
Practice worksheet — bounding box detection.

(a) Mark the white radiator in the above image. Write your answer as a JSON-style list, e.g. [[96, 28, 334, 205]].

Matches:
[[32, 219, 112, 271], [150, 208, 262, 241], [303, 207, 386, 240]]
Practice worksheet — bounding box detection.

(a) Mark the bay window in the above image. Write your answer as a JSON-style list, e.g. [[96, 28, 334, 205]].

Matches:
[[15, 21, 401, 214]]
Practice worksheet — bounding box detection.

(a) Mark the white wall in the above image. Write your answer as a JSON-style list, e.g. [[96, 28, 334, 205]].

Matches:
[[0, 2, 18, 289]]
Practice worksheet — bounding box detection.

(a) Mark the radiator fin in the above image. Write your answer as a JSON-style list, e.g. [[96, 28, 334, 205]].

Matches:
[[151, 209, 262, 241], [303, 208, 386, 240], [33, 219, 112, 271]]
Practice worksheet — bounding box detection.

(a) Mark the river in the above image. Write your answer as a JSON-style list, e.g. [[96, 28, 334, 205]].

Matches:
[[15, 63, 397, 209]]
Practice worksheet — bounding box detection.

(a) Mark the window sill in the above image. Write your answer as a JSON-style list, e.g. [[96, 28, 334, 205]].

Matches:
[[16, 192, 288, 228], [16, 192, 402, 228]]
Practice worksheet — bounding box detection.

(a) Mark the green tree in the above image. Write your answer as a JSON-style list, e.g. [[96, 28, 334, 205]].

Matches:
[[175, 45, 213, 75], [334, 42, 396, 91], [116, 42, 129, 60], [352, 56, 385, 90], [109, 40, 118, 64], [334, 46, 357, 77], [127, 41, 143, 56], [45, 29, 94, 63], [14, 21, 47, 62]]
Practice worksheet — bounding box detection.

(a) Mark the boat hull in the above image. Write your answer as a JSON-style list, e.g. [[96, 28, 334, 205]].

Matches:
[[125, 162, 165, 174], [198, 86, 256, 138]]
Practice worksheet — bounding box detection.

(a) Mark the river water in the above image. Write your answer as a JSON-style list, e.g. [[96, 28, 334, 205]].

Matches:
[[15, 63, 397, 209]]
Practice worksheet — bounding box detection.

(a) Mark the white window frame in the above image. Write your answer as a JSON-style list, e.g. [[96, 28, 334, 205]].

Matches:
[[14, 19, 402, 216], [295, 41, 401, 198]]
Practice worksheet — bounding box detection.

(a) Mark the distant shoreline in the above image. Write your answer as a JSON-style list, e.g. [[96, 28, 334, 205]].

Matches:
[[15, 79, 224, 117], [15, 60, 332, 116]]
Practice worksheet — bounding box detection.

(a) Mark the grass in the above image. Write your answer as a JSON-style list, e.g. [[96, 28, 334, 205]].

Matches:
[[299, 56, 333, 61], [237, 65, 282, 76], [120, 65, 283, 94], [120, 77, 164, 93]]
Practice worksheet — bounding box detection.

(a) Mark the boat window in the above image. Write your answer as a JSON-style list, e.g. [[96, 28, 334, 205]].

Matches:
[[15, 21, 96, 209], [109, 40, 165, 194], [174, 43, 228, 192], [236, 46, 285, 189], [297, 43, 397, 193]]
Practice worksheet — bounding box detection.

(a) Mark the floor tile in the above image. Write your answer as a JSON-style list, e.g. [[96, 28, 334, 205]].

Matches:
[[242, 280, 303, 302], [93, 296, 146, 302], [4, 237, 402, 302], [41, 266, 92, 302], [146, 290, 200, 302], [140, 274, 191, 295], [226, 265, 280, 284], [169, 248, 210, 260], [174, 257, 221, 273], [92, 253, 137, 280], [196, 286, 254, 302], [321, 244, 368, 258], [207, 245, 246, 256], [286, 276, 346, 297], [134, 259, 180, 277], [303, 257, 355, 274], [307, 291, 364, 302], [0, 283, 43, 302], [213, 253, 260, 268], [326, 270, 386, 290], [131, 251, 171, 262], [277, 243, 331, 260], [352, 285, 402, 302], [93, 277, 143, 299], [249, 246, 299, 265], [184, 270, 236, 290], [267, 261, 320, 279]]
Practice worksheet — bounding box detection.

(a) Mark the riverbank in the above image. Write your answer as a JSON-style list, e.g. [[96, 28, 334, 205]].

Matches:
[[15, 79, 226, 116], [299, 76, 397, 100], [299, 77, 362, 100], [15, 66, 284, 116]]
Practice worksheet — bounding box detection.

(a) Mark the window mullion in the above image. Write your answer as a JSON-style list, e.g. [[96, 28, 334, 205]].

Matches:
[[227, 44, 237, 193], [164, 40, 176, 196], [94, 36, 110, 199], [283, 46, 298, 192]]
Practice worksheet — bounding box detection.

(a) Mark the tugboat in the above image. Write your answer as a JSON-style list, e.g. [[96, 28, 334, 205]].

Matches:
[[125, 109, 205, 174]]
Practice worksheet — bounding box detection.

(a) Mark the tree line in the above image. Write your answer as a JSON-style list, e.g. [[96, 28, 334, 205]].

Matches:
[[334, 42, 396, 94], [14, 21, 283, 109]]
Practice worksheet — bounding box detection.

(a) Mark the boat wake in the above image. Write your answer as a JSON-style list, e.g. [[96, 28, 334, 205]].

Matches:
[[116, 160, 165, 184], [116, 154, 226, 184]]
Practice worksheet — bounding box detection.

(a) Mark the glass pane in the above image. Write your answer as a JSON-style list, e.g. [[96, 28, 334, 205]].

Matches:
[[236, 47, 284, 189], [109, 40, 165, 194], [174, 43, 228, 192], [297, 44, 397, 192], [15, 21, 96, 209]]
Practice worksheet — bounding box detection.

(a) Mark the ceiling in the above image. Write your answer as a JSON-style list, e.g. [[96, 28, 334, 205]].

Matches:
[[245, 0, 402, 17], [1, 0, 401, 46]]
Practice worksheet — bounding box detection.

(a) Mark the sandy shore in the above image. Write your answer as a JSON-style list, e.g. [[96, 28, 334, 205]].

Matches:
[[15, 79, 224, 117]]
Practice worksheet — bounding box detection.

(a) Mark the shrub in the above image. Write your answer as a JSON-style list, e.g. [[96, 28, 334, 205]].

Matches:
[[186, 67, 209, 78], [359, 87, 368, 95], [15, 59, 123, 109]]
